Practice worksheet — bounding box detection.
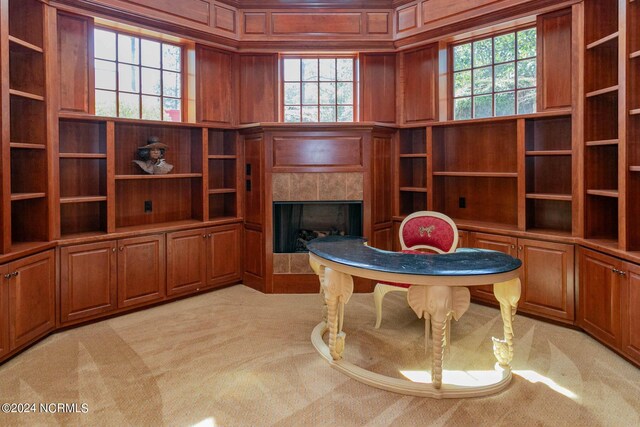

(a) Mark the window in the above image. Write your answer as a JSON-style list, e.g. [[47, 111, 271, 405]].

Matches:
[[282, 56, 356, 122], [451, 28, 537, 120], [93, 28, 183, 121]]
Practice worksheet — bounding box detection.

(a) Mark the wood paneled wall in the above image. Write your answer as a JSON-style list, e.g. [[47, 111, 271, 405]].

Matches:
[[239, 54, 277, 124], [57, 12, 93, 114], [537, 8, 572, 111], [400, 43, 438, 124], [196, 45, 237, 124], [360, 53, 396, 123]]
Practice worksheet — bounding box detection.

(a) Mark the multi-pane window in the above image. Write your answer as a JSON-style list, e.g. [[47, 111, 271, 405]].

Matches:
[[93, 28, 182, 121], [451, 28, 537, 120], [282, 56, 356, 122]]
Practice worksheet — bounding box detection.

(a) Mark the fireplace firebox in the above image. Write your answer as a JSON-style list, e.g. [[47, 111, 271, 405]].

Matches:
[[273, 201, 363, 253]]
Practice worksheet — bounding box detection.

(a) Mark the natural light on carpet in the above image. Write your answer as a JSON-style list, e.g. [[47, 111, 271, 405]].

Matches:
[[513, 370, 578, 399], [192, 418, 217, 427], [400, 366, 506, 387]]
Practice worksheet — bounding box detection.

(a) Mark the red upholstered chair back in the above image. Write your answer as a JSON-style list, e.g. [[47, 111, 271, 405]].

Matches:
[[399, 211, 458, 254]]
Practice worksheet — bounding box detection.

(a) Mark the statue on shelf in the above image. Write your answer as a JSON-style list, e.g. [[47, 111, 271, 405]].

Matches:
[[133, 136, 174, 175]]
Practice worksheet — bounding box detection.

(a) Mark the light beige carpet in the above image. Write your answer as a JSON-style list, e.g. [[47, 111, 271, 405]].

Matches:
[[0, 284, 638, 427]]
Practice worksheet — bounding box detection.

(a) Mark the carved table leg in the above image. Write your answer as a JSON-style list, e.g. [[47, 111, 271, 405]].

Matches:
[[317, 267, 354, 361], [492, 278, 522, 366], [407, 285, 470, 389]]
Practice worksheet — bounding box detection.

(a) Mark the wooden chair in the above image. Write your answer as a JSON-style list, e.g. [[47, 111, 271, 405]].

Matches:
[[373, 211, 459, 328]]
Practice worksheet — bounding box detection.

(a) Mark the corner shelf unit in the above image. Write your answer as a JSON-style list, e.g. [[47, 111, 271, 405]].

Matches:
[[394, 112, 574, 237], [56, 115, 242, 239]]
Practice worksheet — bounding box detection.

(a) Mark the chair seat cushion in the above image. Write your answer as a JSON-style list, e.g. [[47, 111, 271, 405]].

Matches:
[[378, 250, 432, 288]]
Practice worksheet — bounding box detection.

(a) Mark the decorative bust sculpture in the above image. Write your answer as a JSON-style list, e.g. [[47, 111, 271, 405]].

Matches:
[[133, 136, 173, 175]]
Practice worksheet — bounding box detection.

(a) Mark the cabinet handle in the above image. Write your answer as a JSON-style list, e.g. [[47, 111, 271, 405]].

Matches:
[[208, 234, 212, 238], [510, 244, 515, 249], [3, 274, 11, 279], [119, 246, 124, 251], [112, 247, 116, 252], [518, 246, 523, 251], [202, 234, 207, 238], [612, 268, 626, 276], [12, 271, 18, 277]]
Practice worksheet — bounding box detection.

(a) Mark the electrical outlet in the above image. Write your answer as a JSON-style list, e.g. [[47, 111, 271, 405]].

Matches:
[[144, 200, 152, 213], [459, 197, 466, 208]]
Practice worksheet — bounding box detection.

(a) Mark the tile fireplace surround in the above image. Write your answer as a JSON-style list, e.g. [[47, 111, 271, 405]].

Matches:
[[272, 172, 364, 274]]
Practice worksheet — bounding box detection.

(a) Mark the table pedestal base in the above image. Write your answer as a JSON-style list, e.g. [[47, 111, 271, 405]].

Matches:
[[311, 322, 513, 399]]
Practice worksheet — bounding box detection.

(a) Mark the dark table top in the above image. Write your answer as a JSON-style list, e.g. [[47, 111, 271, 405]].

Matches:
[[306, 236, 522, 277]]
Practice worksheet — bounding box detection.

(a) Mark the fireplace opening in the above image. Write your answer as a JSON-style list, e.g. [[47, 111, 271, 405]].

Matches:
[[273, 201, 363, 253]]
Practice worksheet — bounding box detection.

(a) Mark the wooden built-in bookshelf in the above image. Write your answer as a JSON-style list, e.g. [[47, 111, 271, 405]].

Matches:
[[55, 115, 242, 238], [2, 0, 52, 250], [583, 0, 622, 244]]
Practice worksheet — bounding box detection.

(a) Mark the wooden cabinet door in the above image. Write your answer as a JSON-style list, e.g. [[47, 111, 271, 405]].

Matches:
[[457, 230, 469, 248], [206, 224, 241, 288], [167, 229, 207, 296], [622, 262, 640, 363], [0, 264, 9, 357], [469, 232, 518, 303], [9, 251, 55, 350], [60, 241, 117, 324], [517, 238, 574, 323], [117, 235, 165, 308], [577, 248, 622, 348]]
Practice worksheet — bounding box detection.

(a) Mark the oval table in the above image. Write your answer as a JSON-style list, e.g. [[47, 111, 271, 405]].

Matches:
[[306, 236, 522, 399]]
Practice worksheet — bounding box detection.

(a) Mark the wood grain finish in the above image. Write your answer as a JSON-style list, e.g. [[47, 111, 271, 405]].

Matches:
[[60, 240, 117, 323], [578, 247, 622, 348], [468, 232, 517, 303], [239, 54, 277, 124], [214, 4, 236, 33], [432, 121, 517, 173], [166, 228, 207, 295], [372, 135, 393, 225], [360, 53, 396, 123], [518, 238, 574, 322], [117, 234, 165, 308], [623, 263, 640, 363], [367, 12, 389, 34], [57, 12, 92, 113], [243, 228, 264, 279], [244, 12, 267, 34], [272, 136, 363, 169], [120, 0, 210, 25], [206, 224, 241, 286], [244, 135, 263, 226], [397, 4, 417, 32], [402, 44, 438, 123], [196, 46, 235, 125], [9, 250, 55, 349], [537, 8, 572, 110], [0, 265, 9, 357], [421, 0, 501, 25], [271, 12, 361, 34]]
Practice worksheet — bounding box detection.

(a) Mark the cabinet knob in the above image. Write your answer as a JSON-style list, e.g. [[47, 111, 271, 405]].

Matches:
[[112, 247, 116, 252], [208, 234, 212, 238], [202, 234, 207, 238], [510, 244, 515, 249], [12, 271, 18, 277], [3, 274, 11, 279], [119, 246, 124, 251], [518, 246, 523, 251]]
